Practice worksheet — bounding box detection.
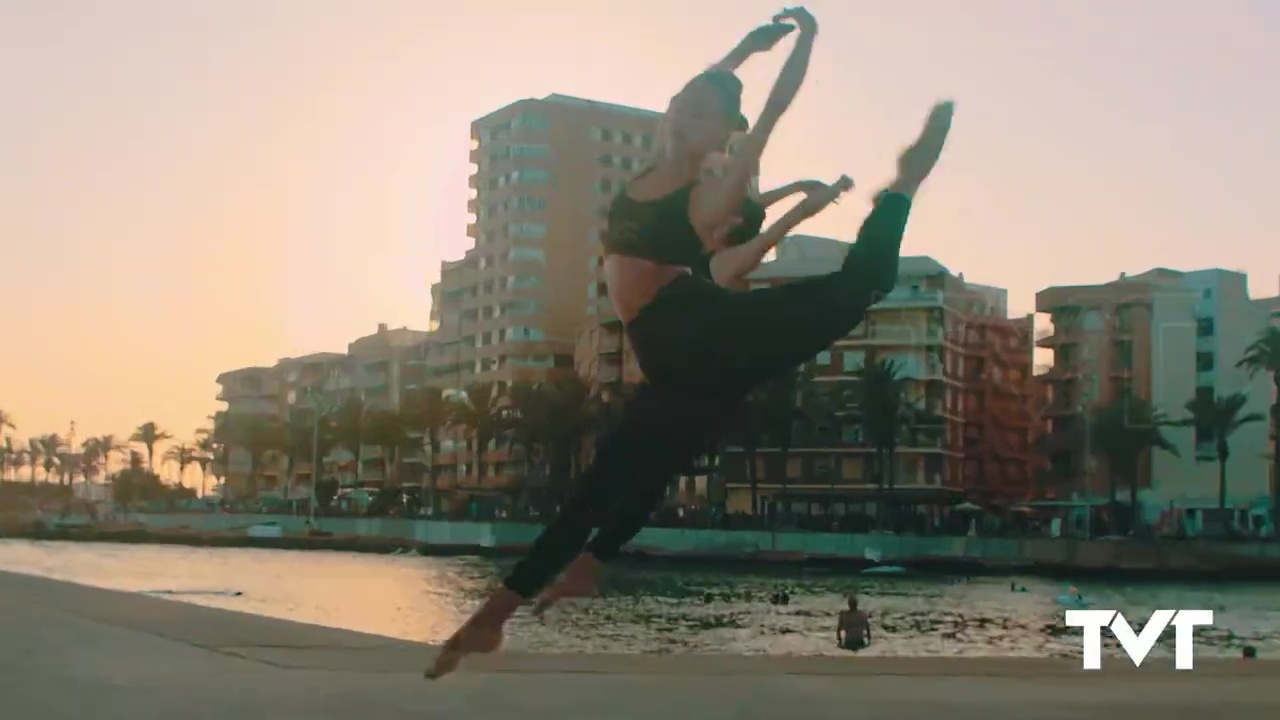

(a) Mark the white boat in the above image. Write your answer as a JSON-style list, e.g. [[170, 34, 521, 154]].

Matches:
[[246, 521, 284, 539]]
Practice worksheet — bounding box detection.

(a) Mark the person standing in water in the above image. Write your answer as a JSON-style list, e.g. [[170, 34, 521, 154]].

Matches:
[[837, 595, 870, 651]]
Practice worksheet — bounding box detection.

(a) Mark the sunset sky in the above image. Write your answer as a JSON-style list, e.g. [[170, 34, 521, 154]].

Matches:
[[3, 0, 1277, 482]]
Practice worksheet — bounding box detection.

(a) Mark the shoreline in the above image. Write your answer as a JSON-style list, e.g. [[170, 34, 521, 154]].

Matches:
[[9, 524, 1280, 583], [7, 570, 1278, 718]]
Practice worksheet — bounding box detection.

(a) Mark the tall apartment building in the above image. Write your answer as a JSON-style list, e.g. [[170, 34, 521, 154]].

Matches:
[[1037, 268, 1274, 526], [427, 94, 661, 395], [712, 236, 1041, 517], [1252, 279, 1279, 514], [421, 94, 660, 514]]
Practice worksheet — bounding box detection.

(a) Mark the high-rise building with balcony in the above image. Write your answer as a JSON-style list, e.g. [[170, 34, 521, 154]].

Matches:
[[712, 236, 1042, 519], [1036, 268, 1274, 528], [214, 365, 285, 497], [427, 94, 661, 396]]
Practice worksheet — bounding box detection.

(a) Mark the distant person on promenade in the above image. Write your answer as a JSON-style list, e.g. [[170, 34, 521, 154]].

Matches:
[[837, 595, 871, 651]]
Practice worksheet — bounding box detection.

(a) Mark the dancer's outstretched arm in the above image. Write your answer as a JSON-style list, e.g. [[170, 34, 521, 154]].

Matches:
[[708, 23, 795, 73], [757, 179, 831, 209], [710, 175, 852, 288], [691, 7, 819, 240]]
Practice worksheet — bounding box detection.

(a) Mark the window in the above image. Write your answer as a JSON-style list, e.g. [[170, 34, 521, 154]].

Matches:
[[599, 128, 614, 142], [639, 134, 654, 151], [507, 247, 545, 263], [1195, 385, 1214, 405], [513, 169, 551, 185], [619, 131, 633, 145], [1202, 288, 1213, 300], [619, 156, 635, 172], [814, 351, 832, 365], [511, 196, 546, 211], [512, 111, 548, 131], [595, 178, 615, 195], [1196, 317, 1215, 337], [842, 350, 866, 372], [507, 326, 546, 341], [510, 144, 549, 158], [509, 273, 541, 289], [1195, 351, 1215, 372], [507, 222, 546, 239], [502, 299, 539, 316]]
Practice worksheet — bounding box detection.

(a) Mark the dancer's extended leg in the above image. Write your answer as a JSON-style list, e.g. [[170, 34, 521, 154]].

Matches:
[[533, 400, 737, 616], [425, 384, 721, 678]]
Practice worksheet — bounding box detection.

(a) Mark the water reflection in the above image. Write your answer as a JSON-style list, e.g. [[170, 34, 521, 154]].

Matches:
[[1, 540, 1276, 657]]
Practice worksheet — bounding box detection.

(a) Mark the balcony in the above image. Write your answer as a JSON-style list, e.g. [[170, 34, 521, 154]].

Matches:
[[847, 324, 944, 345], [879, 287, 945, 309]]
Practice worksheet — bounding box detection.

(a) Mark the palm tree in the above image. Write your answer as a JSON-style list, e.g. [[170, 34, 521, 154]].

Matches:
[[1237, 326, 1280, 531], [1090, 395, 1179, 533], [163, 444, 198, 489], [26, 437, 41, 482], [36, 434, 64, 484], [856, 358, 910, 529], [330, 394, 368, 483], [399, 386, 450, 513], [448, 381, 505, 493], [282, 408, 333, 501], [0, 436, 16, 481], [0, 409, 15, 436], [7, 442, 30, 483], [81, 434, 125, 483], [541, 376, 598, 512], [192, 432, 216, 497], [214, 414, 285, 499], [195, 426, 225, 497], [506, 381, 552, 506], [130, 422, 172, 472], [364, 409, 407, 485], [1175, 391, 1266, 510]]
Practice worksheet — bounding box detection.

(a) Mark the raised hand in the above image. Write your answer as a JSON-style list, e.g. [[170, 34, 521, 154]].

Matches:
[[740, 22, 796, 53], [797, 175, 853, 218], [794, 179, 847, 196], [773, 7, 817, 35], [895, 101, 955, 189]]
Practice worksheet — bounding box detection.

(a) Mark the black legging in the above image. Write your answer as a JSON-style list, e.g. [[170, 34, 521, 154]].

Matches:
[[502, 193, 912, 599]]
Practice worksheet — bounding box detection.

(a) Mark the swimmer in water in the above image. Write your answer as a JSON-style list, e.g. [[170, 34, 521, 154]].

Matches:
[[837, 595, 870, 651]]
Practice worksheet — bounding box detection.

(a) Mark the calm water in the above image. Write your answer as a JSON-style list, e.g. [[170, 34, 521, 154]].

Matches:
[[3, 539, 1278, 658]]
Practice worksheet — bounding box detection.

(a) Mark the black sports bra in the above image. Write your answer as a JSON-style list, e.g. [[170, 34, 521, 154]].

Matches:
[[602, 181, 767, 276]]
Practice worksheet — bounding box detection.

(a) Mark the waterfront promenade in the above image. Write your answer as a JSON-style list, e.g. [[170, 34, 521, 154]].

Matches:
[[2, 571, 1278, 719], [17, 511, 1280, 579]]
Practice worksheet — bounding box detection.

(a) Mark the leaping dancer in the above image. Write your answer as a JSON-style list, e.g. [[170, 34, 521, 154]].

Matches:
[[428, 6, 953, 679]]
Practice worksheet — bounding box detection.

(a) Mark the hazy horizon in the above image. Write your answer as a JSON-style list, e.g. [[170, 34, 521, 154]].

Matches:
[[3, 0, 1277, 487]]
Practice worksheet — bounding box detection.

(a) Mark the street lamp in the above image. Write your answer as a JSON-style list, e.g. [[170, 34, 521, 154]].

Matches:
[[303, 385, 339, 528]]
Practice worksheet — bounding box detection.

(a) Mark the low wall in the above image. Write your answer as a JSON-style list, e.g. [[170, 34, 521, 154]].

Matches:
[[111, 513, 1280, 574]]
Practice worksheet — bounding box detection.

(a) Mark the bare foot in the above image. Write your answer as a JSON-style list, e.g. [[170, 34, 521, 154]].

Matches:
[[424, 621, 503, 680], [532, 553, 602, 618]]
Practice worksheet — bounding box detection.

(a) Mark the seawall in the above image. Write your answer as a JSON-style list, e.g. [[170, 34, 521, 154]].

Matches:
[[10, 512, 1280, 580]]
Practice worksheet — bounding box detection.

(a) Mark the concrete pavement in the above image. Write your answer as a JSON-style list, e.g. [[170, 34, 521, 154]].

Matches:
[[1, 570, 1278, 719]]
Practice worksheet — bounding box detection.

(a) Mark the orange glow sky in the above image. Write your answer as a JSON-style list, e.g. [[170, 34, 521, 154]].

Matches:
[[3, 0, 1277, 483]]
